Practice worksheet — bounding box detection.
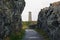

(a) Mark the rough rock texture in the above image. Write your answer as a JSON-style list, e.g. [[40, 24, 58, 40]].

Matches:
[[37, 1, 60, 40], [50, 1, 60, 7], [0, 0, 25, 40]]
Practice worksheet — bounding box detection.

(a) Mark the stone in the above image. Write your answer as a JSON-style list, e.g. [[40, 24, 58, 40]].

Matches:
[[37, 1, 60, 40], [50, 1, 60, 7], [0, 0, 25, 39]]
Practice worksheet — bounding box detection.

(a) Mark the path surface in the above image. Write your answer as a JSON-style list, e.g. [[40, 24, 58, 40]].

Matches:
[[23, 29, 44, 40]]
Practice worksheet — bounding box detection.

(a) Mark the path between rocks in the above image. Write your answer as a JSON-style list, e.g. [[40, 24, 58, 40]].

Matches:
[[23, 29, 45, 40]]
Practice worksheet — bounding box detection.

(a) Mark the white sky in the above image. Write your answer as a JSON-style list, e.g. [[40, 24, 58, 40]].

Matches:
[[22, 0, 60, 21]]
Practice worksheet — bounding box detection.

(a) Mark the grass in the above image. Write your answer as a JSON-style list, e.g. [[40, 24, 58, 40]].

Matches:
[[35, 29, 50, 40], [9, 29, 25, 40]]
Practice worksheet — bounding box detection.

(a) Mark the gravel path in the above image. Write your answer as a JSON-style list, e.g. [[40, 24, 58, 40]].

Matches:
[[23, 29, 45, 40]]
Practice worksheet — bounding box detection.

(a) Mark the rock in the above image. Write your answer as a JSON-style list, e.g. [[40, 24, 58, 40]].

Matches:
[[0, 0, 25, 39], [50, 1, 60, 7], [37, 1, 60, 40]]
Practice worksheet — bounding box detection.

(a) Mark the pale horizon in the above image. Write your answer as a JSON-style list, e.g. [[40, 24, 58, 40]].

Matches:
[[22, 0, 60, 21]]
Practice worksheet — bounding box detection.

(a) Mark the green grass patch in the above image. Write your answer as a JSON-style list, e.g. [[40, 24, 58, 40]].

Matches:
[[9, 30, 25, 40]]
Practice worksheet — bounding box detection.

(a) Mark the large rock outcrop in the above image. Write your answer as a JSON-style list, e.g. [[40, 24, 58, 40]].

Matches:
[[0, 0, 25, 40], [37, 1, 60, 40]]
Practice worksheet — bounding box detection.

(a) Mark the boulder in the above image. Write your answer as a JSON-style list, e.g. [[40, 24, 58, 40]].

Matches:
[[37, 1, 60, 40], [0, 0, 25, 39]]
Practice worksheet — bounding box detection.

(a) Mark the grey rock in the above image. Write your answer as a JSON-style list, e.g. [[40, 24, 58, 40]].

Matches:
[[37, 2, 60, 40], [0, 0, 25, 39]]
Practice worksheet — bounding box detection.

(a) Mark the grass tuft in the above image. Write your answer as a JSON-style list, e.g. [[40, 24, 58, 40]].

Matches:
[[9, 30, 25, 40]]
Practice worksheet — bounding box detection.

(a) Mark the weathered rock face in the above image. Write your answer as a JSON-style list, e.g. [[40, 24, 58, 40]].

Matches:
[[50, 1, 60, 7], [37, 1, 60, 40], [0, 0, 25, 39]]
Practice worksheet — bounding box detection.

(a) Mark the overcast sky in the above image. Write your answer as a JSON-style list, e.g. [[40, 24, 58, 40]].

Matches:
[[22, 0, 60, 21]]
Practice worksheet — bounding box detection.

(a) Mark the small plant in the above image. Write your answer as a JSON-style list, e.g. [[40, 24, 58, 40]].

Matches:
[[9, 30, 25, 40]]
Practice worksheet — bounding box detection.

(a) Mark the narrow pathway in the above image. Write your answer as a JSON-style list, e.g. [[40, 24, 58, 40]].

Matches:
[[23, 29, 44, 40]]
